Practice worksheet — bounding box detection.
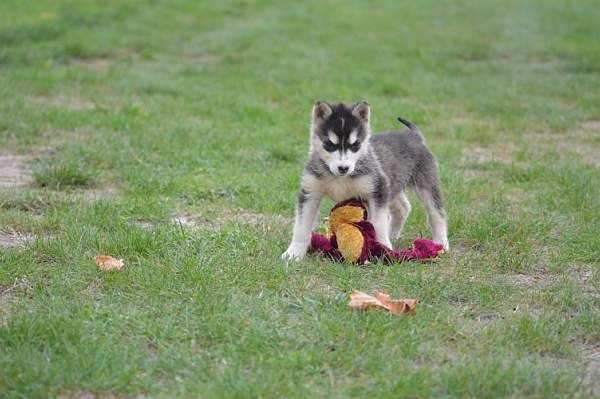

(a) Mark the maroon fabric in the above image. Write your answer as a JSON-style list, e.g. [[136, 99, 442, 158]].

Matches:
[[372, 238, 444, 262], [309, 199, 444, 264], [310, 232, 342, 261]]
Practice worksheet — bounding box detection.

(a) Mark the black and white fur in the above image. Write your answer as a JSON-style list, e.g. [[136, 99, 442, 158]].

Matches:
[[282, 101, 449, 261]]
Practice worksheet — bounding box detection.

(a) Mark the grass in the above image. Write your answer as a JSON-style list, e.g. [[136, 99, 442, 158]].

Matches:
[[1, 0, 599, 397]]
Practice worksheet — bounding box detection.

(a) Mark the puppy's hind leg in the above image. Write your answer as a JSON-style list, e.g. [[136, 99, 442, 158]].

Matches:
[[415, 182, 449, 251], [368, 204, 393, 248], [389, 191, 411, 241], [367, 176, 393, 248]]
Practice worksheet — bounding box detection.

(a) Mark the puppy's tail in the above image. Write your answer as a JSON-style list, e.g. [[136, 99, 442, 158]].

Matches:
[[397, 116, 419, 132], [397, 116, 425, 141]]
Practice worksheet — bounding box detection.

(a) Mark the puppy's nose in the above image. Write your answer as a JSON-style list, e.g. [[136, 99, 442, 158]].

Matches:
[[338, 166, 349, 175]]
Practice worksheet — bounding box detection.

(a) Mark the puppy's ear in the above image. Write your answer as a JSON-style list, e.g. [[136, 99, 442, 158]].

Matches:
[[352, 101, 370, 123], [312, 101, 332, 122]]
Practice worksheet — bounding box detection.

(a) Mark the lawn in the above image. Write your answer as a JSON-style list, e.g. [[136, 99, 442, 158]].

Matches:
[[1, 0, 599, 397]]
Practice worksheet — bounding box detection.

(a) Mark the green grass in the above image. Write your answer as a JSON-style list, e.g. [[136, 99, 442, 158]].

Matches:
[[1, 0, 599, 397]]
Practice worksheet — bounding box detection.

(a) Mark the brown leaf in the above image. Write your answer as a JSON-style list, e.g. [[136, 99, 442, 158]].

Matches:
[[349, 290, 418, 315], [374, 291, 418, 314], [93, 255, 124, 271]]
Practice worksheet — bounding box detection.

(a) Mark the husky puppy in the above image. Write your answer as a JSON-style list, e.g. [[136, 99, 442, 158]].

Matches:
[[282, 101, 449, 261]]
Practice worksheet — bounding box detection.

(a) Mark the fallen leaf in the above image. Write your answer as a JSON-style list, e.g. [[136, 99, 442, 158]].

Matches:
[[93, 255, 124, 271], [374, 291, 419, 314], [349, 290, 418, 315]]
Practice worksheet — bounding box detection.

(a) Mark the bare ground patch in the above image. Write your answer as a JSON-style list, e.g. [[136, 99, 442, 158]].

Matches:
[[0, 284, 17, 327], [460, 143, 516, 181], [581, 120, 600, 131], [83, 278, 104, 296], [300, 275, 338, 296], [79, 185, 120, 202], [462, 169, 499, 181], [57, 390, 128, 399], [135, 207, 292, 231], [33, 94, 97, 111], [526, 120, 600, 168], [555, 142, 600, 168], [503, 187, 538, 216], [463, 55, 568, 72], [583, 344, 600, 395], [446, 239, 484, 254], [461, 143, 517, 165], [70, 56, 112, 72], [504, 266, 558, 289], [567, 264, 598, 297], [169, 208, 292, 230], [0, 153, 33, 188], [0, 229, 35, 248], [1, 277, 31, 326], [503, 187, 536, 204], [505, 263, 597, 294]]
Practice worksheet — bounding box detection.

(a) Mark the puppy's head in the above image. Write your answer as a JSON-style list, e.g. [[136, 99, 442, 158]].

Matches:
[[310, 101, 371, 176]]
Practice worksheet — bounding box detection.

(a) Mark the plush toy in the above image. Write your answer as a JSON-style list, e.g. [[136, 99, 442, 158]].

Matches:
[[310, 198, 444, 264]]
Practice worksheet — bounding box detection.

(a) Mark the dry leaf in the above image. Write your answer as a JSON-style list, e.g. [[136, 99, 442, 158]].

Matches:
[[374, 291, 418, 314], [349, 290, 418, 315], [93, 255, 124, 271]]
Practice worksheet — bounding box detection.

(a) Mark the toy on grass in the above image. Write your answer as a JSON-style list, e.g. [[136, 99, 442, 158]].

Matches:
[[310, 198, 444, 264]]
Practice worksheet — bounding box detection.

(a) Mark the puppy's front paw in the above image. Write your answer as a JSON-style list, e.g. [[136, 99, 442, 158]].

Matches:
[[281, 243, 308, 262]]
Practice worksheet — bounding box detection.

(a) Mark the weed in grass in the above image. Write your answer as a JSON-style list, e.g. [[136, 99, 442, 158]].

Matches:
[[34, 160, 95, 189]]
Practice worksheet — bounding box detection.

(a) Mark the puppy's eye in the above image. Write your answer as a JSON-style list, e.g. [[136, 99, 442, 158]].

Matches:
[[323, 141, 337, 152], [349, 142, 360, 152]]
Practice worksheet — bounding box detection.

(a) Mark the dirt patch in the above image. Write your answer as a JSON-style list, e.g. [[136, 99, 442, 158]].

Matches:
[[236, 148, 270, 162], [520, 58, 566, 71], [57, 391, 126, 399], [462, 56, 567, 72], [503, 187, 536, 204], [506, 264, 597, 294], [505, 266, 558, 289], [556, 142, 600, 168], [1, 277, 31, 326], [569, 266, 594, 285], [581, 120, 600, 132], [33, 94, 96, 111], [136, 208, 291, 230], [83, 279, 104, 296], [503, 187, 537, 216], [221, 208, 291, 227], [170, 213, 199, 228], [460, 144, 516, 181], [526, 121, 600, 168], [583, 345, 600, 395], [301, 276, 338, 295], [567, 264, 597, 297], [134, 220, 154, 230], [170, 208, 292, 229], [70, 57, 111, 72], [462, 169, 499, 181], [461, 143, 516, 165], [80, 186, 119, 202], [0, 284, 17, 327], [0, 153, 32, 188], [0, 229, 35, 248]]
